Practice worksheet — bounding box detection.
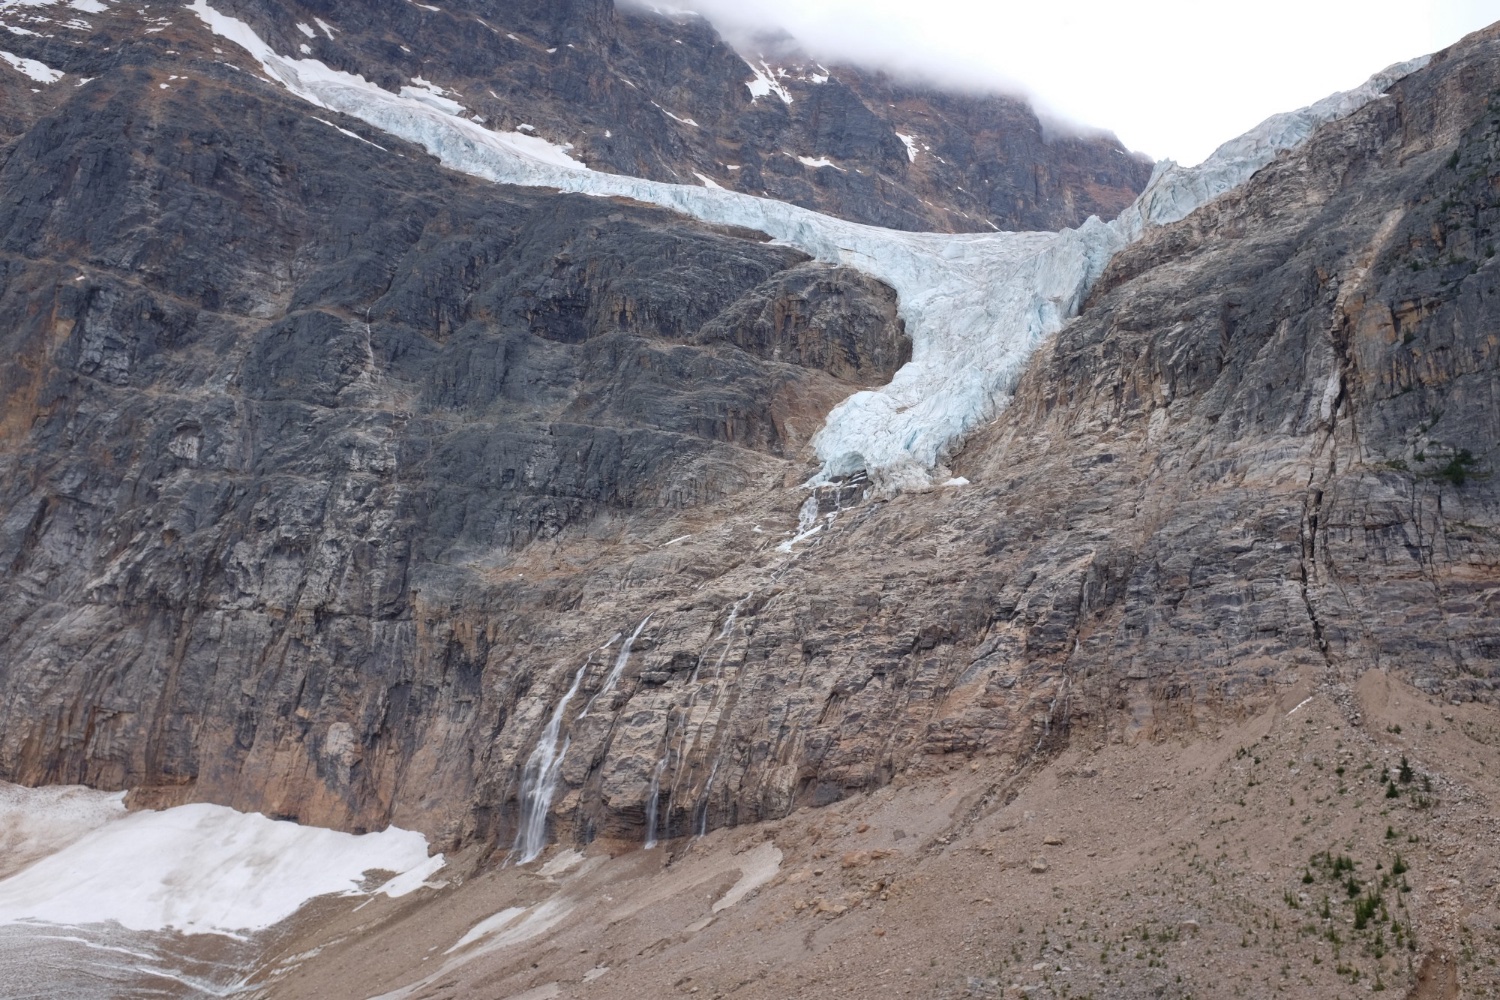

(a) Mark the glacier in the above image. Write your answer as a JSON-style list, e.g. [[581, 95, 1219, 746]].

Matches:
[[190, 1, 1427, 487]]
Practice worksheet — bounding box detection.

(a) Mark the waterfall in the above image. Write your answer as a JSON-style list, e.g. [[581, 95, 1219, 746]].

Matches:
[[690, 595, 747, 685], [708, 625, 737, 680], [694, 757, 720, 837], [719, 594, 748, 639], [510, 616, 649, 863], [777, 496, 824, 552], [671, 592, 753, 836], [509, 658, 591, 865], [642, 757, 668, 849], [580, 615, 651, 718]]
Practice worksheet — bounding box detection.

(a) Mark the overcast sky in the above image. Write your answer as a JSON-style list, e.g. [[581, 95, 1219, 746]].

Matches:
[[672, 0, 1500, 165]]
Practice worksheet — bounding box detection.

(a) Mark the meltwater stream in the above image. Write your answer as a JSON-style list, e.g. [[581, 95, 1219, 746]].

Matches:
[[511, 617, 652, 864], [582, 616, 652, 720], [642, 757, 669, 850], [510, 656, 594, 865]]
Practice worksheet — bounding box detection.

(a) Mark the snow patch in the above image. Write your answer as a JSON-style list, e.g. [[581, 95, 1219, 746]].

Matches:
[[653, 102, 698, 127], [537, 848, 585, 877], [371, 852, 448, 898], [67, 0, 104, 10], [0, 782, 443, 938], [447, 906, 526, 953], [796, 154, 842, 171], [896, 132, 919, 162], [0, 48, 60, 82], [745, 59, 790, 104], [312, 115, 388, 151], [692, 172, 720, 189], [294, 20, 313, 37], [373, 899, 574, 1000], [712, 842, 781, 912]]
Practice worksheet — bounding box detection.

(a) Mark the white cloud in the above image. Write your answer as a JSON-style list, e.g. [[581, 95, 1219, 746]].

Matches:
[[670, 0, 1500, 165]]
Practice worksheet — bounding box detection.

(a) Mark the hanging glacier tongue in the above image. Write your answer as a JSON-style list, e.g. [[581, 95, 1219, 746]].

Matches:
[[189, 1, 1426, 487]]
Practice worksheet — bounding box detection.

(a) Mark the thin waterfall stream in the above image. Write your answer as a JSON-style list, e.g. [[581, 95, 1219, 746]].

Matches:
[[694, 757, 721, 838], [642, 757, 668, 849], [509, 656, 593, 865], [664, 594, 751, 843], [510, 616, 652, 863], [580, 616, 651, 719]]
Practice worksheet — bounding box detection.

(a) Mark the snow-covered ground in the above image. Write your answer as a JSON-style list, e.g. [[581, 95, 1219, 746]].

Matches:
[[0, 782, 442, 937], [189, 0, 1427, 488], [0, 781, 444, 995]]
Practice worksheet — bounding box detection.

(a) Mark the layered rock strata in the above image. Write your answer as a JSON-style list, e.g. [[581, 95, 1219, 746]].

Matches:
[[0, 2, 1497, 867]]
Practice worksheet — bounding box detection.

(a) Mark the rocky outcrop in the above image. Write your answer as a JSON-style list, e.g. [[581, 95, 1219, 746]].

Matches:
[[0, 0, 1497, 867], [0, 24, 907, 836]]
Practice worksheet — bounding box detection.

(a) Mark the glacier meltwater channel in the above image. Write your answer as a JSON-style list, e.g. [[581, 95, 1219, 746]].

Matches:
[[190, 0, 1427, 489]]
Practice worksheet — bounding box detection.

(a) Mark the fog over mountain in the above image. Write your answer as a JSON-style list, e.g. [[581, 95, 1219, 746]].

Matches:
[[664, 0, 1500, 163]]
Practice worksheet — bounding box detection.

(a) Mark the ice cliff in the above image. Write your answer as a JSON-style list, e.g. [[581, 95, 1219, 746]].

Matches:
[[190, 1, 1427, 487]]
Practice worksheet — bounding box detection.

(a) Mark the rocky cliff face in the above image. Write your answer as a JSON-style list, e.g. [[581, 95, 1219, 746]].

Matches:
[[0, 0, 1497, 873], [0, 1, 910, 834], [189, 0, 1152, 233], [726, 32, 1155, 234]]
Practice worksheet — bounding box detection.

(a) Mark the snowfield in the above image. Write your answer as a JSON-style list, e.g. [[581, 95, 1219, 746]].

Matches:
[[190, 0, 1425, 487], [0, 48, 64, 83], [0, 782, 443, 938]]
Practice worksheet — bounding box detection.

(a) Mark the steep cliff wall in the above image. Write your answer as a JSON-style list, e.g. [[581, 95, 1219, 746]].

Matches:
[[0, 19, 909, 837], [0, 1, 1497, 868]]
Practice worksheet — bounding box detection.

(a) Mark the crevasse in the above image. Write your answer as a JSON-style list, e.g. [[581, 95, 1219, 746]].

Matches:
[[189, 1, 1427, 488]]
